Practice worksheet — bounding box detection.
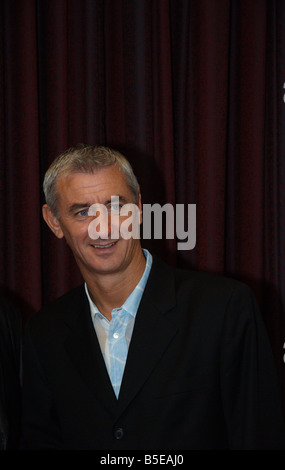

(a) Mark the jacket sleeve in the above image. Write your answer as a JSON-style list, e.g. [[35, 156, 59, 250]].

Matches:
[[0, 298, 22, 450], [21, 320, 64, 450], [220, 283, 285, 449]]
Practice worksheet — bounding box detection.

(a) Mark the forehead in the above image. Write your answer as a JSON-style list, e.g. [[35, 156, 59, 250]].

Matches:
[[56, 165, 133, 203]]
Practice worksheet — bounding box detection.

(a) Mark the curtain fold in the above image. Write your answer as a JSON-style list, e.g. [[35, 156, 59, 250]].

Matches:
[[0, 0, 42, 312]]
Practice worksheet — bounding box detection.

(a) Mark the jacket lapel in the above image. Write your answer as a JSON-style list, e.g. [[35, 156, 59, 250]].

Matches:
[[116, 256, 178, 416], [63, 287, 117, 415]]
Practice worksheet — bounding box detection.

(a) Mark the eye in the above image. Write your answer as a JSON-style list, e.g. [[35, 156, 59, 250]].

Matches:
[[110, 203, 121, 212], [106, 202, 121, 213], [77, 209, 88, 217]]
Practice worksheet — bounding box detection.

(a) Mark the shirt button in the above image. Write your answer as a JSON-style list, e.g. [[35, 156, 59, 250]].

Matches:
[[114, 427, 124, 440], [113, 332, 119, 339]]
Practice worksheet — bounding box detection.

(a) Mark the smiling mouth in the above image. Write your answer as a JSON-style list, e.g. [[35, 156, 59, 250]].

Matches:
[[91, 241, 118, 249]]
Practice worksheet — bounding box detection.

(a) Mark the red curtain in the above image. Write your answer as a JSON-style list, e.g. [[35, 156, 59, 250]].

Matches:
[[1, 0, 285, 409]]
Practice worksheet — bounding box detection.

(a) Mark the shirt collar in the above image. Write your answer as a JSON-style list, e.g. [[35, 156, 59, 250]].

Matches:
[[84, 248, 152, 319]]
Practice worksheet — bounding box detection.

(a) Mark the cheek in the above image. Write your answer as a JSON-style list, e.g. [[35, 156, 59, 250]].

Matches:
[[77, 226, 90, 244], [118, 211, 141, 240], [63, 223, 89, 246]]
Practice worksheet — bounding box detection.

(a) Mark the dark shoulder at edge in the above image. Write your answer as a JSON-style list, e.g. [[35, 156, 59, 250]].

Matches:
[[26, 284, 85, 326]]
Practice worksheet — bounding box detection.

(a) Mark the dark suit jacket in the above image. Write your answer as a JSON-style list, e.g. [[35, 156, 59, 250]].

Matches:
[[21, 256, 285, 450], [0, 298, 22, 450]]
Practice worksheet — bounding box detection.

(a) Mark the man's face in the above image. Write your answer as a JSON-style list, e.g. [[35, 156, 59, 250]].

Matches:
[[43, 165, 142, 280]]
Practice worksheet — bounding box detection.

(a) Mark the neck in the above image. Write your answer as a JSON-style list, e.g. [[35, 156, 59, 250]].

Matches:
[[84, 248, 146, 321]]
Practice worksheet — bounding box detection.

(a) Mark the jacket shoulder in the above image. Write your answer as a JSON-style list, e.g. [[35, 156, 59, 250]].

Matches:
[[150, 256, 257, 322], [175, 265, 250, 295], [26, 284, 86, 334], [153, 255, 250, 298]]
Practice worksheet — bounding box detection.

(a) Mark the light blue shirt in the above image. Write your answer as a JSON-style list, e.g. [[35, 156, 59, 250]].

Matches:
[[85, 249, 152, 398]]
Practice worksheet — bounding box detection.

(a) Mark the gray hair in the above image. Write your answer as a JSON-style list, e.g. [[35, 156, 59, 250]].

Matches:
[[43, 144, 140, 217]]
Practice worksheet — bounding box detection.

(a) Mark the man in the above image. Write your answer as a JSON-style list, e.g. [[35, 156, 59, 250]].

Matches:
[[21, 144, 285, 449], [0, 297, 22, 450]]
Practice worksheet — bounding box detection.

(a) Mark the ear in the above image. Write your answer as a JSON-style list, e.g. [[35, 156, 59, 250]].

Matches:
[[42, 204, 64, 239]]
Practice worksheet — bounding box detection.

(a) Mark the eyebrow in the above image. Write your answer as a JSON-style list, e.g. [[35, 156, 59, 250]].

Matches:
[[68, 196, 129, 215], [68, 202, 92, 215], [106, 196, 129, 205]]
